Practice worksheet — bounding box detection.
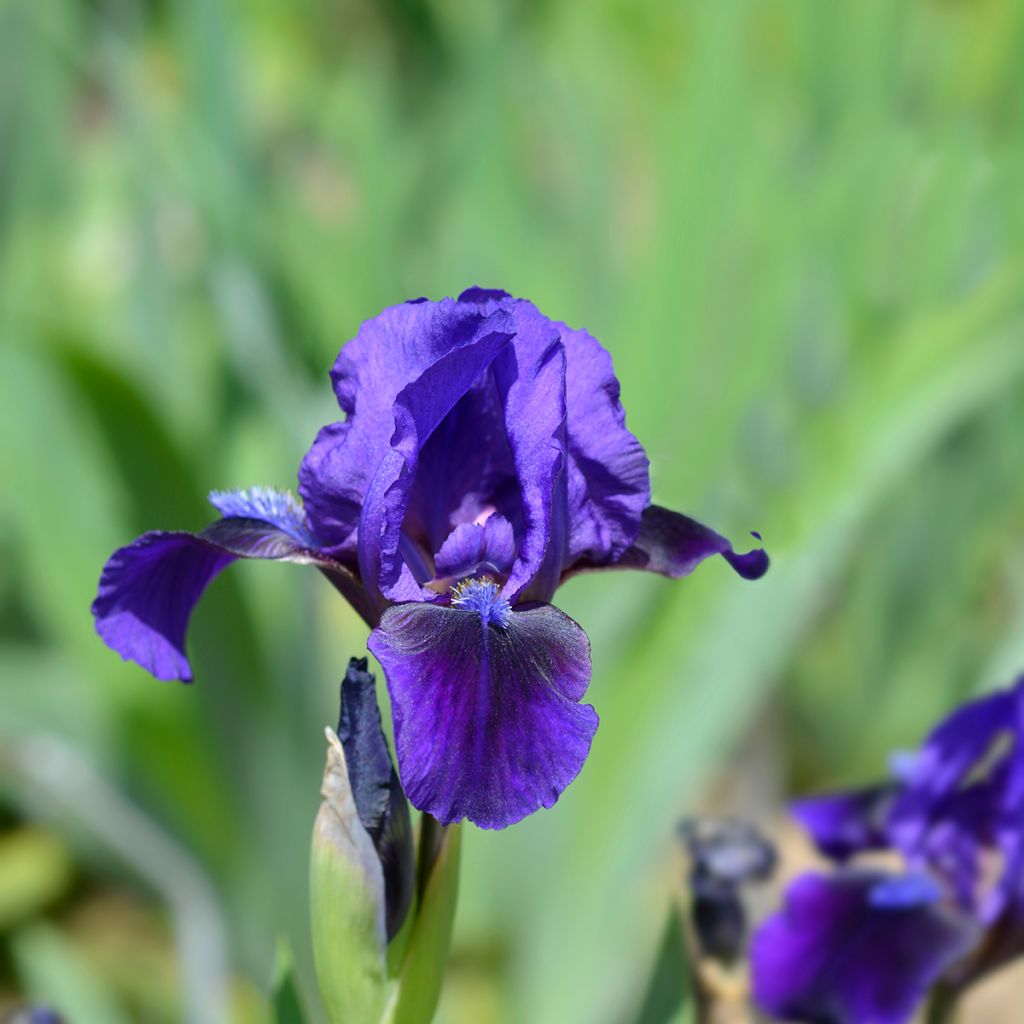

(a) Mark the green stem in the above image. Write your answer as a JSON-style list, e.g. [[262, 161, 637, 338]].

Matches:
[[416, 813, 446, 897], [924, 983, 962, 1024]]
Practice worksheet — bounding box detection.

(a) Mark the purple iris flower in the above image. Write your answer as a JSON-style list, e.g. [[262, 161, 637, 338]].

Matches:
[[753, 678, 1024, 1023], [93, 289, 767, 830]]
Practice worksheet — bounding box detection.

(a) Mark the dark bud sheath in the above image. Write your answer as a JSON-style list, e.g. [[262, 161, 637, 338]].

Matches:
[[691, 875, 748, 965], [337, 656, 415, 942], [680, 818, 777, 965]]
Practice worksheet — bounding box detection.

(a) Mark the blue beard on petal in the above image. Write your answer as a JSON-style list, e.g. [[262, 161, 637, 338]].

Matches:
[[449, 576, 512, 628]]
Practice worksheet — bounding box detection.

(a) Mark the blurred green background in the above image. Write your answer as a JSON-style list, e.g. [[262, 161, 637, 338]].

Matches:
[[3, 0, 1024, 1021]]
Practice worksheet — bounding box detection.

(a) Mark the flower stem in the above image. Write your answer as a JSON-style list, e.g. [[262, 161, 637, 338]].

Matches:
[[416, 813, 446, 897], [924, 983, 962, 1024]]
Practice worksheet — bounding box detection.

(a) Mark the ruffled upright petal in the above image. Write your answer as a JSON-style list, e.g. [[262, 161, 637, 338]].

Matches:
[[458, 288, 651, 581], [368, 600, 598, 829], [93, 491, 357, 681], [752, 871, 978, 1024], [490, 303, 568, 603], [356, 323, 514, 602], [560, 321, 650, 566], [299, 298, 513, 553]]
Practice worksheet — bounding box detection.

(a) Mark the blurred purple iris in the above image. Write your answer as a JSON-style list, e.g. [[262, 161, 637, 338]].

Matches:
[[753, 678, 1024, 1024], [93, 288, 767, 829]]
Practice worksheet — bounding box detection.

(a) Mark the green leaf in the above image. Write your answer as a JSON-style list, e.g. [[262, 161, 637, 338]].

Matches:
[[270, 939, 311, 1024], [387, 824, 462, 1024], [632, 909, 692, 1024]]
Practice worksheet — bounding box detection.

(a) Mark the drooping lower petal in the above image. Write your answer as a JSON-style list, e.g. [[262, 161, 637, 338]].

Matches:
[[368, 600, 598, 829], [93, 500, 358, 681], [752, 871, 978, 1024], [93, 531, 233, 681], [793, 785, 894, 861], [566, 505, 768, 582]]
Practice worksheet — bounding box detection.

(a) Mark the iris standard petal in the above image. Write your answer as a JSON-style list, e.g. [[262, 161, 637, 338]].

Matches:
[[559, 320, 650, 565], [459, 288, 651, 577], [793, 785, 894, 861], [752, 871, 978, 1024], [357, 324, 515, 602], [93, 511, 358, 681], [491, 303, 568, 603], [368, 600, 598, 830], [299, 298, 513, 553]]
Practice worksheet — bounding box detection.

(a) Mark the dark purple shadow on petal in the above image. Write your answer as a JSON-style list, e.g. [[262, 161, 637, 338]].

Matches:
[[563, 505, 769, 583], [459, 286, 512, 304], [793, 785, 895, 862], [752, 871, 979, 1024], [404, 369, 519, 556], [368, 601, 598, 829], [93, 516, 365, 681]]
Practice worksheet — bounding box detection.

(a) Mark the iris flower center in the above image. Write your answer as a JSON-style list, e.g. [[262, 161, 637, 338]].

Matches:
[[450, 577, 512, 628]]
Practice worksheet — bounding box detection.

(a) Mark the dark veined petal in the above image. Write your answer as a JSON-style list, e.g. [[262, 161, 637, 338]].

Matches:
[[752, 871, 978, 1024], [793, 785, 895, 862], [299, 298, 514, 553], [367, 598, 598, 829], [93, 498, 362, 681], [566, 505, 769, 582], [433, 515, 517, 581], [336, 657, 414, 942], [357, 325, 515, 602]]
